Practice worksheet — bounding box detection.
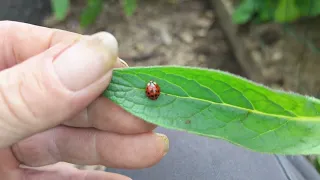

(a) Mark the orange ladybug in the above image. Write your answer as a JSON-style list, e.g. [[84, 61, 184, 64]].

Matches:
[[145, 80, 161, 100]]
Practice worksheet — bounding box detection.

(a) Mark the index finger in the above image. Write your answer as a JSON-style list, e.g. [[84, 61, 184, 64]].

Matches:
[[0, 20, 80, 69]]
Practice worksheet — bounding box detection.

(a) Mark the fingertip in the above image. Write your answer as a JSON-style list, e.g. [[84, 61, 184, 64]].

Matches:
[[156, 133, 169, 157], [90, 32, 119, 59]]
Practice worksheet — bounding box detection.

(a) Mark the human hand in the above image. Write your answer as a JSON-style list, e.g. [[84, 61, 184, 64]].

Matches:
[[0, 21, 169, 180]]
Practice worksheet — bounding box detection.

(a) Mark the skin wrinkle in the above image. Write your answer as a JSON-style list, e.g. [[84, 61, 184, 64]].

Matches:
[[85, 108, 91, 127], [11, 144, 24, 166], [52, 128, 63, 164], [0, 82, 20, 140], [88, 104, 99, 129], [0, 76, 23, 132], [11, 38, 19, 65], [54, 127, 69, 164], [32, 71, 45, 95], [8, 22, 27, 65], [49, 39, 81, 64], [0, 39, 8, 70], [0, 22, 11, 70], [47, 30, 56, 51], [48, 28, 81, 49], [50, 128, 62, 165], [92, 132, 99, 166], [13, 65, 48, 135], [18, 72, 38, 128]]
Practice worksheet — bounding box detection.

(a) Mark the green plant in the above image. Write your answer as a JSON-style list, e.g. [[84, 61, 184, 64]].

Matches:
[[103, 66, 320, 155], [50, 0, 137, 27], [232, 0, 320, 24]]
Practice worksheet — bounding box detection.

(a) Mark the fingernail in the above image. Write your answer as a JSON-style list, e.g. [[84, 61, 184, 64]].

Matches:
[[156, 133, 169, 156], [119, 58, 129, 67], [53, 32, 118, 91]]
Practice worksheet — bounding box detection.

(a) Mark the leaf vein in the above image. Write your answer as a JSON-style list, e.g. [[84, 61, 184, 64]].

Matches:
[[248, 121, 288, 141], [214, 80, 254, 109]]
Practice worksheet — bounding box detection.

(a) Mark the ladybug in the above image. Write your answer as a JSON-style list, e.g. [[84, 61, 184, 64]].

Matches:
[[145, 80, 161, 100]]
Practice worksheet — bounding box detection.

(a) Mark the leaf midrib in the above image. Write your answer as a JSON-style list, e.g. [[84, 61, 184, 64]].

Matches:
[[109, 81, 320, 121]]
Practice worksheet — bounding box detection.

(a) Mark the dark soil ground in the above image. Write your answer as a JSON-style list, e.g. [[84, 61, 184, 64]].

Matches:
[[43, 0, 245, 77]]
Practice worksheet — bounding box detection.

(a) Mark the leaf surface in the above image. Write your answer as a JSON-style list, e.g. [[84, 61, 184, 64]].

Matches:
[[274, 0, 300, 22], [232, 0, 256, 24], [51, 0, 70, 21], [122, 0, 137, 16], [103, 66, 320, 155], [80, 0, 104, 28]]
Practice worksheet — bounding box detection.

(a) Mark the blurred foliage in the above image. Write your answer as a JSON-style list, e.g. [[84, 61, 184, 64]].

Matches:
[[50, 0, 137, 27], [232, 0, 320, 24], [123, 0, 137, 16], [51, 0, 70, 21], [80, 0, 104, 27]]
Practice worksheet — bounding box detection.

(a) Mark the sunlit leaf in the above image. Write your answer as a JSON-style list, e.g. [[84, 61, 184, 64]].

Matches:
[[274, 0, 300, 22], [103, 66, 320, 155]]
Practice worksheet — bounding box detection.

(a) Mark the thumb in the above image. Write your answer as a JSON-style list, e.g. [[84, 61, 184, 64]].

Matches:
[[0, 32, 118, 148]]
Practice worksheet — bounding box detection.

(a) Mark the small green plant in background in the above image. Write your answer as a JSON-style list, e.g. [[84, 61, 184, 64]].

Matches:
[[51, 0, 70, 21], [232, 0, 320, 24], [50, 0, 137, 28]]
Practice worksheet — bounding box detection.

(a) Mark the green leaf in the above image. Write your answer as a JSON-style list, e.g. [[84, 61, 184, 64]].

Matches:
[[80, 0, 104, 28], [122, 0, 137, 16], [50, 0, 70, 21], [232, 0, 256, 24], [296, 0, 320, 17], [103, 66, 320, 155], [274, 0, 300, 22], [256, 0, 278, 22]]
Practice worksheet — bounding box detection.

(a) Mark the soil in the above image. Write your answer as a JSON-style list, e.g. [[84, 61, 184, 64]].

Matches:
[[43, 0, 245, 77]]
